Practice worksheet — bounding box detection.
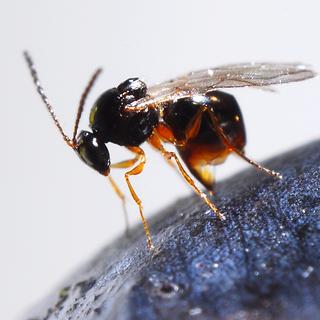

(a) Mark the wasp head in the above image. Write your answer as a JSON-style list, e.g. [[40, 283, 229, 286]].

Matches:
[[75, 130, 110, 176]]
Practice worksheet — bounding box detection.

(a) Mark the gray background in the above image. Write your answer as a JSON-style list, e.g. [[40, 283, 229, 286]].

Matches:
[[1, 1, 320, 319]]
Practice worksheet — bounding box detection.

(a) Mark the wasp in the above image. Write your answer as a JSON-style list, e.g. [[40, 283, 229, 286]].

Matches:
[[24, 52, 315, 249]]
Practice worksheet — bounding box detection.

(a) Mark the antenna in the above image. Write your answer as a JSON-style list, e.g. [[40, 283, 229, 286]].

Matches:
[[23, 51, 102, 148], [23, 51, 73, 147], [72, 68, 102, 143]]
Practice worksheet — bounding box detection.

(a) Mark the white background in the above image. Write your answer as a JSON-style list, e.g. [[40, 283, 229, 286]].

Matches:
[[1, 1, 320, 319]]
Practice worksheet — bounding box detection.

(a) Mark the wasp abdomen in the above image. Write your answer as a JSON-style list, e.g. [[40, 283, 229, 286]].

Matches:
[[162, 91, 246, 189]]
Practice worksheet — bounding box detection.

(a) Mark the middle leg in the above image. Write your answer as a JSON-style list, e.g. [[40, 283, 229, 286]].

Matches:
[[148, 133, 225, 220]]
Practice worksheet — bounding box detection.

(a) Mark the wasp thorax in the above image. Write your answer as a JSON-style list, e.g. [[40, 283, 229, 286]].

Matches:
[[76, 131, 110, 175], [89, 79, 159, 147]]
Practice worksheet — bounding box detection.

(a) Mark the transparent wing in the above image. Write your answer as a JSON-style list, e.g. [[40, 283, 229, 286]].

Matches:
[[126, 62, 316, 110]]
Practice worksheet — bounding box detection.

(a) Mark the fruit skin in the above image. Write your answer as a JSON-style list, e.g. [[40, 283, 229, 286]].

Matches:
[[25, 140, 320, 320]]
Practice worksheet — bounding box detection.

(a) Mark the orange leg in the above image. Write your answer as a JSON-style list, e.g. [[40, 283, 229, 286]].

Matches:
[[148, 124, 177, 171], [208, 112, 282, 179], [109, 156, 142, 236], [156, 112, 218, 192], [185, 108, 204, 141], [153, 118, 200, 171], [108, 175, 129, 236], [111, 157, 139, 169], [112, 147, 154, 250], [155, 122, 186, 146], [124, 147, 154, 250], [148, 133, 225, 220], [155, 108, 203, 144]]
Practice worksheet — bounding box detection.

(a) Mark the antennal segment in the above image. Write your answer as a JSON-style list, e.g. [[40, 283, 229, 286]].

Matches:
[[72, 68, 102, 144], [23, 51, 73, 147]]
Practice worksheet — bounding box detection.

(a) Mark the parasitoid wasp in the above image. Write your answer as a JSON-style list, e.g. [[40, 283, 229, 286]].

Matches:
[[24, 52, 316, 249]]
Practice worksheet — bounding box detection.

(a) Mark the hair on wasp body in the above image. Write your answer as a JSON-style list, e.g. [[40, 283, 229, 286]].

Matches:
[[24, 52, 316, 250]]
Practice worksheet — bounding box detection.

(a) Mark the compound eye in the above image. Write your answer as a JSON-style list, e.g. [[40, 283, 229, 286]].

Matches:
[[76, 131, 110, 175], [117, 78, 147, 100]]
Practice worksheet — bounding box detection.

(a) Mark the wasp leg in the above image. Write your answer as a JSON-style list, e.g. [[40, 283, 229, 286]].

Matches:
[[111, 157, 139, 169], [232, 148, 282, 179], [208, 112, 282, 179], [185, 108, 204, 141], [155, 122, 186, 146], [155, 107, 203, 146], [150, 123, 181, 170], [109, 156, 141, 236], [148, 133, 225, 220], [156, 112, 217, 192], [112, 147, 154, 250], [154, 117, 201, 170], [108, 175, 130, 236], [125, 147, 154, 250]]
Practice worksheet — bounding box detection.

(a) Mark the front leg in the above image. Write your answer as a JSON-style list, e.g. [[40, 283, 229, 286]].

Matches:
[[111, 148, 154, 250]]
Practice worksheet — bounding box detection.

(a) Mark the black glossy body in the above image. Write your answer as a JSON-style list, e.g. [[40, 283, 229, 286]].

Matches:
[[76, 78, 158, 174], [89, 78, 159, 146], [78, 80, 246, 185]]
